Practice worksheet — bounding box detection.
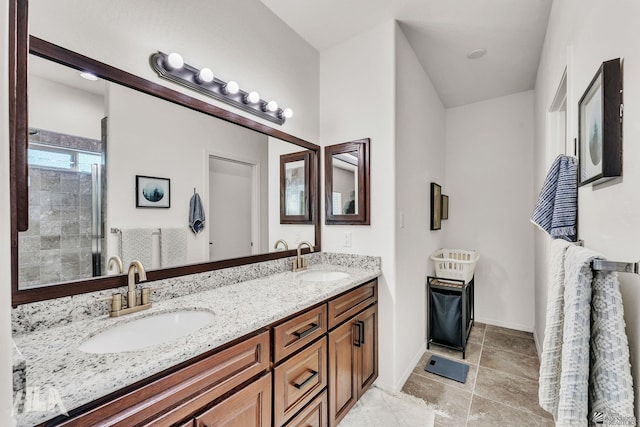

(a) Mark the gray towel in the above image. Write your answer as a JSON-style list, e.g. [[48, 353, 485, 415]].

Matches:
[[189, 193, 206, 234], [531, 155, 577, 241], [160, 227, 187, 267], [119, 228, 153, 268]]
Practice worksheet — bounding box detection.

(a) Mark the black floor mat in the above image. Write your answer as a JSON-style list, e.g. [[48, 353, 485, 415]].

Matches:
[[424, 354, 469, 383]]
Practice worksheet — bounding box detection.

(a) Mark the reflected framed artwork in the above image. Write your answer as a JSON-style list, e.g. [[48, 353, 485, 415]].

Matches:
[[431, 183, 441, 230], [442, 194, 449, 220], [578, 58, 622, 186], [136, 175, 171, 208]]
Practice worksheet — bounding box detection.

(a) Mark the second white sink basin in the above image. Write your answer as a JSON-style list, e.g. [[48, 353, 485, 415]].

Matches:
[[79, 310, 215, 354], [298, 271, 350, 282]]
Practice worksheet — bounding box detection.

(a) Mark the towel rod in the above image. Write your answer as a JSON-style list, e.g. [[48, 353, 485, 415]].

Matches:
[[572, 239, 639, 274], [110, 227, 161, 235]]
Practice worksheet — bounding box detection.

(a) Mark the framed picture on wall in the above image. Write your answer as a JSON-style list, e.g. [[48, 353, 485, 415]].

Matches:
[[441, 194, 449, 220], [431, 183, 441, 230], [136, 175, 171, 208], [578, 58, 622, 186]]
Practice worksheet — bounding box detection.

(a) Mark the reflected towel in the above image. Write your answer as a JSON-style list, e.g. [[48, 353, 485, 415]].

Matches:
[[531, 155, 577, 241], [189, 193, 206, 234], [119, 228, 153, 268], [160, 227, 187, 268]]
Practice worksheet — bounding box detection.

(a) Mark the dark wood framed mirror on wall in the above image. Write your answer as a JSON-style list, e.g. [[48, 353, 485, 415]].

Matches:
[[280, 150, 315, 224], [8, 0, 321, 306], [324, 138, 370, 225]]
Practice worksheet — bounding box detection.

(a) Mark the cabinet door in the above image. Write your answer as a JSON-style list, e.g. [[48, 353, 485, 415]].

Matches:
[[283, 390, 328, 427], [356, 304, 378, 398], [194, 373, 271, 427], [328, 320, 358, 427]]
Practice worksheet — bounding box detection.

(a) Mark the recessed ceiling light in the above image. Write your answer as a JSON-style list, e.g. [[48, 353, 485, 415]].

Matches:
[[80, 72, 98, 81], [467, 48, 487, 59]]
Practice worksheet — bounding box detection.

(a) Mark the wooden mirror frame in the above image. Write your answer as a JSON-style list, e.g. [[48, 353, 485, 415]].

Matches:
[[8, 1, 321, 306], [280, 151, 314, 224], [324, 138, 370, 225]]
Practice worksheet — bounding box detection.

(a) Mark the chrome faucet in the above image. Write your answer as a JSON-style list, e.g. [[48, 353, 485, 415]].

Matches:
[[293, 241, 314, 272], [107, 256, 124, 274], [274, 239, 289, 251], [107, 260, 151, 317]]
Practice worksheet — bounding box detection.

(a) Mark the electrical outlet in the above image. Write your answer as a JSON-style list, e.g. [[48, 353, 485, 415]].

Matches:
[[343, 232, 352, 247], [400, 212, 405, 229], [294, 232, 301, 244]]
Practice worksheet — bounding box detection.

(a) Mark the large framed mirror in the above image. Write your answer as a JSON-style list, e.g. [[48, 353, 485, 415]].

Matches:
[[324, 138, 370, 225], [9, 23, 321, 305]]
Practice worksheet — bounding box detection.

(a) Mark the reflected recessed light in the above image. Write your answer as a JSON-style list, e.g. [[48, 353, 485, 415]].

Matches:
[[80, 72, 98, 81], [467, 48, 487, 59]]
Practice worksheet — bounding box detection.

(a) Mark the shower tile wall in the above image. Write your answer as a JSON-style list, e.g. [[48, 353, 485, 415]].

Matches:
[[18, 129, 103, 289]]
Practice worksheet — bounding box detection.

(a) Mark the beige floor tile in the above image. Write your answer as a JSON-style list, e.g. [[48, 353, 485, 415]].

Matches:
[[479, 345, 540, 381], [474, 367, 551, 419], [402, 373, 471, 427], [483, 329, 537, 357], [467, 395, 554, 427], [485, 324, 535, 340], [427, 341, 482, 365], [412, 351, 478, 392], [467, 323, 486, 345]]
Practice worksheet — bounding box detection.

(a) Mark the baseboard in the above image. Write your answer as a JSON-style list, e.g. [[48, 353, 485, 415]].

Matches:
[[475, 316, 534, 333], [533, 329, 542, 358], [392, 341, 427, 392]]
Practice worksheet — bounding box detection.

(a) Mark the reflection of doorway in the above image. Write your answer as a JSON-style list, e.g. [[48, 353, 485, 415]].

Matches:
[[208, 155, 258, 261]]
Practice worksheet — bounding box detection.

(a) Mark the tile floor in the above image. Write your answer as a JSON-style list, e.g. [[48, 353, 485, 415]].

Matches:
[[402, 323, 554, 426]]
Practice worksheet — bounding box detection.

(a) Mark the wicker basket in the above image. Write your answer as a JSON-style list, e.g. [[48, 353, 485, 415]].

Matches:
[[430, 249, 479, 283]]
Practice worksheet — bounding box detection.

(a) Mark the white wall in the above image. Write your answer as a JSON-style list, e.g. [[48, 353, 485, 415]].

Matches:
[[534, 0, 640, 420], [0, 0, 14, 423], [29, 75, 104, 140], [394, 25, 446, 386], [29, 0, 319, 144], [446, 91, 535, 331], [320, 20, 397, 388]]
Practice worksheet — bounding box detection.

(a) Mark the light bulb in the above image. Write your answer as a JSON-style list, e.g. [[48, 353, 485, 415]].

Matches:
[[282, 108, 293, 119], [224, 80, 239, 95], [166, 52, 184, 70], [266, 100, 278, 112], [80, 72, 98, 81], [245, 91, 260, 104], [196, 68, 214, 84]]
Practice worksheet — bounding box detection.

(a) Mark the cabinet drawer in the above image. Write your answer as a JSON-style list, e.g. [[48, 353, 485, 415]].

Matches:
[[274, 304, 327, 363], [62, 331, 270, 427], [328, 280, 377, 329], [274, 337, 327, 426], [283, 389, 328, 427], [194, 373, 271, 427]]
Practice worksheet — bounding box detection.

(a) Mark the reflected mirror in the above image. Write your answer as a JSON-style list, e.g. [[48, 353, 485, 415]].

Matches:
[[14, 45, 318, 293], [280, 151, 313, 223], [325, 138, 370, 225]]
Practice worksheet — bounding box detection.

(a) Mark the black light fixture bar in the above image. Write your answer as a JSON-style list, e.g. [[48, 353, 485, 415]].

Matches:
[[149, 52, 286, 125]]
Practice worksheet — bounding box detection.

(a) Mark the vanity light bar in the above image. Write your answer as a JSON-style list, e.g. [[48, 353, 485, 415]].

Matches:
[[149, 52, 292, 125]]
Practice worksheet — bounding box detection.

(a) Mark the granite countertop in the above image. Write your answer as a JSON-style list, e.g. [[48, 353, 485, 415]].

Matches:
[[13, 263, 380, 426]]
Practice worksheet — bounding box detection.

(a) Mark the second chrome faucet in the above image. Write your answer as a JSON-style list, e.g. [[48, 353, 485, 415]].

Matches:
[[292, 241, 314, 272], [109, 260, 152, 317]]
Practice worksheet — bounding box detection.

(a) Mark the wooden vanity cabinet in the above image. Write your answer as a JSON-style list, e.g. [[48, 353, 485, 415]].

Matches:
[[328, 280, 378, 427]]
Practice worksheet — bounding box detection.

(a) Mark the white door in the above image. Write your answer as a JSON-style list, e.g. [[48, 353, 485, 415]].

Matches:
[[209, 157, 253, 261]]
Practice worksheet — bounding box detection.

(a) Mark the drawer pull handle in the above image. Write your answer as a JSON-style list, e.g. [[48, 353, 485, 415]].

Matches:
[[293, 323, 320, 339], [354, 322, 362, 347], [358, 320, 365, 345], [293, 370, 319, 389]]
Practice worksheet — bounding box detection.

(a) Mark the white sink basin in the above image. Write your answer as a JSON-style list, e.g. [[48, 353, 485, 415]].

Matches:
[[298, 271, 350, 282], [79, 310, 215, 354]]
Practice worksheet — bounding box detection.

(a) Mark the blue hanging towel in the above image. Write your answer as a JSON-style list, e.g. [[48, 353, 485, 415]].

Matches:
[[189, 192, 206, 234], [531, 155, 577, 241]]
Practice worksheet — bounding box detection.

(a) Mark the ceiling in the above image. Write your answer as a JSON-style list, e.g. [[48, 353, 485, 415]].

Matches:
[[261, 0, 553, 107]]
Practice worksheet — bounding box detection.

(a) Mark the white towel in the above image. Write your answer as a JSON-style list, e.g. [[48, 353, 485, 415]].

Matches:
[[119, 228, 153, 268], [539, 238, 572, 417], [589, 265, 634, 423], [160, 227, 187, 268]]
